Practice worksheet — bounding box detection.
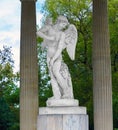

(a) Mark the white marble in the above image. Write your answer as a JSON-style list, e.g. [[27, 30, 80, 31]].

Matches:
[[37, 107, 88, 130], [46, 98, 79, 107], [39, 106, 86, 115], [37, 16, 78, 101], [37, 114, 88, 130]]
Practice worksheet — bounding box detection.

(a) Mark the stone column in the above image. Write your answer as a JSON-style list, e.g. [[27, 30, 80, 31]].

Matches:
[[92, 0, 113, 130], [20, 0, 38, 130]]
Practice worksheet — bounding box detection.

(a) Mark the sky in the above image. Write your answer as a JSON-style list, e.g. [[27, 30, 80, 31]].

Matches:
[[0, 0, 45, 72]]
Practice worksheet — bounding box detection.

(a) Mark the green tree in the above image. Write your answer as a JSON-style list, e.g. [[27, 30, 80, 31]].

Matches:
[[109, 0, 118, 72], [0, 97, 14, 130], [0, 46, 20, 130], [109, 0, 118, 128]]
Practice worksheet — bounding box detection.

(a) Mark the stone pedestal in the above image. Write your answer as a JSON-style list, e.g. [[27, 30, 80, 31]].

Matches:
[[37, 107, 88, 130], [46, 99, 79, 107]]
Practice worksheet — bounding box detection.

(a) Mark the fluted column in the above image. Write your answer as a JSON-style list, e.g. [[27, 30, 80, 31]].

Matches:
[[92, 0, 113, 130], [20, 0, 38, 130]]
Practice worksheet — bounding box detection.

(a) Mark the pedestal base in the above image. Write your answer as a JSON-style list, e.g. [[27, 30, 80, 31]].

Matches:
[[46, 99, 79, 107], [37, 107, 89, 130]]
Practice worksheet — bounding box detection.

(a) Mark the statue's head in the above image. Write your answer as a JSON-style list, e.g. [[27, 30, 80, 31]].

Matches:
[[57, 16, 69, 24], [56, 15, 69, 30]]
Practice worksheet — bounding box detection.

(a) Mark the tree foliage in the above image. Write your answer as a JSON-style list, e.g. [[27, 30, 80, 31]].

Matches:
[[109, 0, 118, 73], [0, 97, 14, 130], [0, 46, 20, 130], [108, 0, 118, 128]]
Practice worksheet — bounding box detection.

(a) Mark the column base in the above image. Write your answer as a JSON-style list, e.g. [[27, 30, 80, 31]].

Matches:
[[37, 106, 89, 130]]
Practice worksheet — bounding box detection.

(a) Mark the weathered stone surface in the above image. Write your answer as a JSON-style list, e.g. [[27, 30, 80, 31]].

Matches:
[[93, 0, 113, 130], [37, 107, 88, 130], [20, 1, 38, 130], [46, 99, 79, 107], [39, 106, 86, 115], [37, 16, 78, 100]]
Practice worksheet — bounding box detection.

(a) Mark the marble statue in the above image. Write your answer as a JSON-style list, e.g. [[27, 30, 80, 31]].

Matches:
[[37, 16, 78, 106]]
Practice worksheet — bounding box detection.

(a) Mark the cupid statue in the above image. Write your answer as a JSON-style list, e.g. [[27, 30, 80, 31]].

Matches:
[[37, 16, 77, 102]]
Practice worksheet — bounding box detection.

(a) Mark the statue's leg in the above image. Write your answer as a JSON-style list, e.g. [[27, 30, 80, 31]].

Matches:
[[50, 73, 61, 99], [62, 63, 74, 98], [47, 57, 61, 99], [62, 78, 74, 99], [52, 60, 70, 98]]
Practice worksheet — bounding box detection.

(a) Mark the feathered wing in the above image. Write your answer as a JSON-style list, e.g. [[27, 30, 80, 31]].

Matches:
[[65, 24, 78, 60]]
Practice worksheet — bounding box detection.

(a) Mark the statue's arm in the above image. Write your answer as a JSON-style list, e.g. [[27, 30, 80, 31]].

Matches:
[[37, 31, 54, 41], [38, 26, 49, 33]]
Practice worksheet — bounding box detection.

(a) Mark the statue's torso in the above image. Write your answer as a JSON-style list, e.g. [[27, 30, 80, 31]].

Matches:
[[47, 29, 62, 58]]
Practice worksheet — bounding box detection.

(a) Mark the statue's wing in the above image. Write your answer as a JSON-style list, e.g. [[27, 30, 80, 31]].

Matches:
[[65, 24, 78, 60]]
